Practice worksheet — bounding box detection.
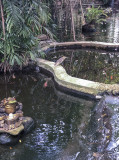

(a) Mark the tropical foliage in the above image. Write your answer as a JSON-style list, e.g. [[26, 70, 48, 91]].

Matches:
[[85, 5, 108, 24], [0, 0, 52, 73]]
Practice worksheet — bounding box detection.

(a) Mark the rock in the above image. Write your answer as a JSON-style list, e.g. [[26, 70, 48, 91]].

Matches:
[[0, 133, 20, 145], [0, 124, 24, 136], [82, 20, 96, 32], [82, 24, 96, 32], [0, 117, 34, 145], [37, 34, 49, 41], [87, 96, 113, 153], [22, 117, 34, 134]]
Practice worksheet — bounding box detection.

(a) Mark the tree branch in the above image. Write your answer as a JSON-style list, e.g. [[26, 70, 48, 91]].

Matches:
[[79, 0, 86, 25], [0, 0, 5, 38]]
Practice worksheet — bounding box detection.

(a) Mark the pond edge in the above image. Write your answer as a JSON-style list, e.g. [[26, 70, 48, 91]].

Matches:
[[36, 41, 119, 100]]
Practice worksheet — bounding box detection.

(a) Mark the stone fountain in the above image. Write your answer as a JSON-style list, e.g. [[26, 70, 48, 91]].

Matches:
[[0, 97, 34, 145]]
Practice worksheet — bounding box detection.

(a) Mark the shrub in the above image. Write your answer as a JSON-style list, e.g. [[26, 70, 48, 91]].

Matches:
[[0, 0, 53, 73], [85, 5, 108, 24]]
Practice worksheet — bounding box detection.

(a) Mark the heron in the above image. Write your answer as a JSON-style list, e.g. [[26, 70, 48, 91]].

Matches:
[[54, 56, 67, 66]]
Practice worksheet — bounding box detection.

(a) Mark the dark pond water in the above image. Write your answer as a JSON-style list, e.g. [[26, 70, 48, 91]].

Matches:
[[48, 8, 119, 84], [80, 10, 119, 43], [0, 5, 119, 160], [0, 73, 96, 160], [0, 74, 119, 159], [46, 49, 119, 84], [56, 8, 119, 43]]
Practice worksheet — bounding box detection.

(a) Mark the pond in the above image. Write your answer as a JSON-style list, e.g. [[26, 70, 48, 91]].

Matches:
[[46, 49, 119, 84], [56, 7, 119, 43], [0, 73, 96, 160], [47, 8, 119, 85], [0, 73, 119, 159], [0, 4, 119, 160]]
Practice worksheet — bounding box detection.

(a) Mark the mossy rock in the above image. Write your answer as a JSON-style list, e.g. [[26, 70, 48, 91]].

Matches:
[[22, 117, 34, 134], [82, 24, 96, 32], [82, 20, 96, 32], [0, 117, 34, 145]]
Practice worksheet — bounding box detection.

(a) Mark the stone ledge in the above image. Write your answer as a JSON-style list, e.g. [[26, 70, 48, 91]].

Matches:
[[37, 41, 119, 99], [36, 58, 119, 99], [39, 41, 119, 53], [0, 124, 24, 136]]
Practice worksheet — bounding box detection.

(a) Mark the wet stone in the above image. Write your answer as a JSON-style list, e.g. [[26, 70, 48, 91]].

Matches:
[[22, 117, 34, 134], [0, 133, 20, 145], [0, 117, 34, 145], [87, 96, 113, 154], [0, 98, 34, 145]]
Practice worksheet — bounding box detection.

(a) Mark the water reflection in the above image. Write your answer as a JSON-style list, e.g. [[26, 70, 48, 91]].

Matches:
[[106, 99, 119, 160], [0, 73, 95, 160], [56, 7, 119, 43], [46, 49, 119, 84], [107, 12, 119, 43], [1, 73, 119, 159]]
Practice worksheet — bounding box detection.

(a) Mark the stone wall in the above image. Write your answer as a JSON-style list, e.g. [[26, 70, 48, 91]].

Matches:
[[37, 41, 119, 99]]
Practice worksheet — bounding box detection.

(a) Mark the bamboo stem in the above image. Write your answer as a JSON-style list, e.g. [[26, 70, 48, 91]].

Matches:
[[70, 0, 76, 41], [79, 0, 86, 25], [0, 0, 5, 38]]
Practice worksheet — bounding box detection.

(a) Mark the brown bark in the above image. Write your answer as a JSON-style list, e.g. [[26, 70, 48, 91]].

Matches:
[[70, 0, 76, 41], [79, 0, 86, 25], [0, 0, 5, 38]]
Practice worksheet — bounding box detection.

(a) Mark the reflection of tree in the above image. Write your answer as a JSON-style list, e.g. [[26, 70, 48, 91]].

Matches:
[[53, 0, 82, 41], [0, 73, 94, 159], [107, 13, 119, 43], [48, 49, 119, 84], [95, 12, 119, 43]]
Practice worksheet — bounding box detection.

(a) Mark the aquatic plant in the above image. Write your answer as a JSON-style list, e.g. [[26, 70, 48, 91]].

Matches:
[[0, 0, 53, 73]]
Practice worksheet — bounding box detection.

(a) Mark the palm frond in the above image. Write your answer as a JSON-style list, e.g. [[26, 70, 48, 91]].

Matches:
[[4, 0, 23, 33], [0, 0, 54, 72]]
